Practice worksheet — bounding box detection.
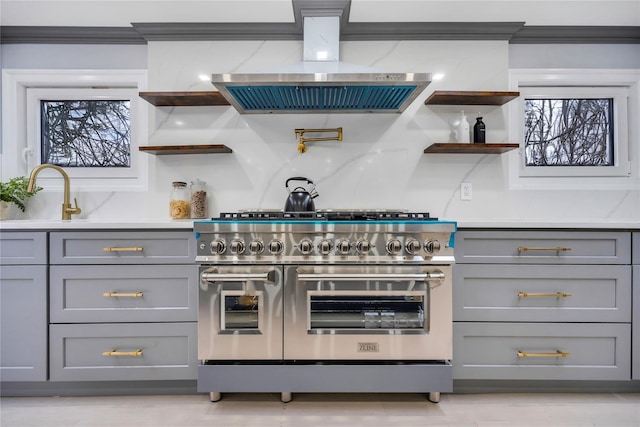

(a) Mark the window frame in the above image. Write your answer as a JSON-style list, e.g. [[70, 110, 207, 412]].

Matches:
[[1, 69, 148, 191], [508, 69, 639, 190]]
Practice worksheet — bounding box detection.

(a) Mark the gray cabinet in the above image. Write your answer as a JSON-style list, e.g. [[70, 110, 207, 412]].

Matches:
[[50, 231, 196, 264], [455, 230, 630, 265], [50, 323, 196, 381], [49, 231, 198, 382], [0, 232, 48, 382], [633, 232, 639, 380], [454, 323, 631, 380], [453, 229, 633, 381]]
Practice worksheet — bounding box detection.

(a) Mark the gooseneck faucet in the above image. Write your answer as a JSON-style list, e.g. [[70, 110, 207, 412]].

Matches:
[[27, 164, 81, 220]]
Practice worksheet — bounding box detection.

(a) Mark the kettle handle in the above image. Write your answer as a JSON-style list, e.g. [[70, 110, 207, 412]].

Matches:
[[286, 177, 314, 190]]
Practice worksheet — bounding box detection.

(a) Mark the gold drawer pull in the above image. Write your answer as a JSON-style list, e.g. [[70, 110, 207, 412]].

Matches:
[[103, 292, 144, 298], [103, 247, 143, 252], [518, 247, 571, 252], [518, 292, 572, 298], [517, 350, 570, 358], [102, 349, 143, 357]]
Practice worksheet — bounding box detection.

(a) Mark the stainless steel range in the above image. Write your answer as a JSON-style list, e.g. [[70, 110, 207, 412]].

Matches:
[[194, 211, 457, 403]]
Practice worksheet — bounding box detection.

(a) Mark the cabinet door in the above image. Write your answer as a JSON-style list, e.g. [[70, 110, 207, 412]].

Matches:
[[50, 265, 197, 323], [633, 265, 639, 380], [50, 231, 195, 265], [453, 264, 632, 322], [0, 266, 47, 381], [455, 230, 631, 265]]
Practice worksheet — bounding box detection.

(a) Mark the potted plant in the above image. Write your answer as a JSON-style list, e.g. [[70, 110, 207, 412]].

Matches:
[[0, 176, 42, 220]]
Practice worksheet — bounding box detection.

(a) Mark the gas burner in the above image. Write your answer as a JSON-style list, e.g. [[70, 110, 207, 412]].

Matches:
[[217, 211, 437, 221]]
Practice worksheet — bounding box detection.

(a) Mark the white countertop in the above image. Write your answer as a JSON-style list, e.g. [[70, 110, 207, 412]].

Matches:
[[0, 219, 194, 230], [0, 218, 637, 230], [456, 219, 639, 229]]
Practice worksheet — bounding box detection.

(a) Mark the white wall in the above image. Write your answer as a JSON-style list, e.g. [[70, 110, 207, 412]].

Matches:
[[1, 40, 639, 223]]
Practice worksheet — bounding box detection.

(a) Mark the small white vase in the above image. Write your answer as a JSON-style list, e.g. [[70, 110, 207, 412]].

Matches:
[[0, 201, 13, 220]]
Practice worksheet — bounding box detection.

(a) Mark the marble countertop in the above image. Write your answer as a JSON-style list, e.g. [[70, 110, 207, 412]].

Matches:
[[0, 218, 637, 230], [0, 219, 194, 230]]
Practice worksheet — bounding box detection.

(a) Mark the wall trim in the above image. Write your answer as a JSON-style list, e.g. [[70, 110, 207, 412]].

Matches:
[[1, 23, 638, 45], [0, 26, 146, 44]]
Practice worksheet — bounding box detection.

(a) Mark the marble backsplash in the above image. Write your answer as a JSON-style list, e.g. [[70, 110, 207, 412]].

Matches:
[[9, 40, 639, 223]]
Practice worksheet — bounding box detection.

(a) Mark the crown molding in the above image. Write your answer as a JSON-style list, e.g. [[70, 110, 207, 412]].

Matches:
[[1, 23, 638, 44], [511, 26, 640, 44], [0, 26, 145, 44]]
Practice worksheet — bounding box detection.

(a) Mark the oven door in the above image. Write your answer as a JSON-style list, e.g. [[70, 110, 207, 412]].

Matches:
[[284, 265, 452, 360], [198, 265, 283, 360]]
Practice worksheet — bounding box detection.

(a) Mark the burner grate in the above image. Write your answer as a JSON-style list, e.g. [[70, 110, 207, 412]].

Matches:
[[217, 211, 437, 221]]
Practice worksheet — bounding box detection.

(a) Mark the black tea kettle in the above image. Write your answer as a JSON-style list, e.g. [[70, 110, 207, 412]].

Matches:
[[284, 177, 318, 212]]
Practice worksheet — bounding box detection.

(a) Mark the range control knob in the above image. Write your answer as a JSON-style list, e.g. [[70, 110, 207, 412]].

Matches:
[[230, 239, 245, 255], [268, 239, 284, 255], [355, 240, 371, 255], [405, 238, 421, 255], [209, 239, 226, 255], [385, 239, 402, 255], [424, 239, 442, 255], [317, 239, 333, 255], [298, 239, 314, 255], [336, 239, 351, 255], [249, 239, 264, 255]]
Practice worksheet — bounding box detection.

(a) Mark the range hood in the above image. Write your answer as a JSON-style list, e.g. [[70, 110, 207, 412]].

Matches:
[[211, 16, 431, 114]]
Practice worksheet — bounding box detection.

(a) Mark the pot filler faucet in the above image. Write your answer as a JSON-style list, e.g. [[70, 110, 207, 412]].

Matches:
[[294, 127, 342, 154], [27, 164, 81, 221]]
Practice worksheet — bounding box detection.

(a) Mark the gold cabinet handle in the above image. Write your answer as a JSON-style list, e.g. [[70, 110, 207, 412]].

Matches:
[[518, 292, 572, 298], [103, 292, 144, 297], [517, 350, 570, 358], [102, 349, 143, 357], [103, 247, 143, 252], [518, 247, 571, 252]]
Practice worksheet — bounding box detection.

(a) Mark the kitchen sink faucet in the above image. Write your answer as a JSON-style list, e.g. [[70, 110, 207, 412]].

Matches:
[[27, 164, 81, 220]]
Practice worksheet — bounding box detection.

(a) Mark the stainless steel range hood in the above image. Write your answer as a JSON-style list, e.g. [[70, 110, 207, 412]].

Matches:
[[211, 16, 431, 114]]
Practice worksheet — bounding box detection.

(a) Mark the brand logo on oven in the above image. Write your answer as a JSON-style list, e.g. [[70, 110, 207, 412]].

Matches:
[[358, 342, 379, 352]]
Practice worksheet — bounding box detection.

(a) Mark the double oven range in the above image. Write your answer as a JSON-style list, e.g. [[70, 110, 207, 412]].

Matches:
[[195, 211, 457, 403]]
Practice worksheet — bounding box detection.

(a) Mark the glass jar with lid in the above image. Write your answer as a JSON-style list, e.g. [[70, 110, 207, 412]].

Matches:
[[169, 181, 190, 219], [190, 179, 207, 219]]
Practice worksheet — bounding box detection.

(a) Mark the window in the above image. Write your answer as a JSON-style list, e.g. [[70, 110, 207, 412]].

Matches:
[[524, 98, 614, 167], [508, 70, 638, 189], [41, 99, 131, 167], [2, 70, 148, 191]]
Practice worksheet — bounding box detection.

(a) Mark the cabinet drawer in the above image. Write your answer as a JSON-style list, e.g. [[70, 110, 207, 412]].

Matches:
[[453, 264, 631, 322], [49, 323, 197, 381], [50, 265, 197, 323], [453, 322, 631, 381], [633, 232, 639, 264], [455, 231, 630, 264], [50, 231, 195, 264], [0, 266, 47, 382], [0, 232, 47, 265]]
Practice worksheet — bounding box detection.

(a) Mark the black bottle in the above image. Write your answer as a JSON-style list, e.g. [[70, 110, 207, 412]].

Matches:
[[473, 115, 486, 144]]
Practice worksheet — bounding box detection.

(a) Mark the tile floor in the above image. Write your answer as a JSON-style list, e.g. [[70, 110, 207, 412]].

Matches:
[[1, 392, 639, 427]]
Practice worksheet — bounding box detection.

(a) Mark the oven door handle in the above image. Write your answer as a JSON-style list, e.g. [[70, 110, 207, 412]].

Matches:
[[201, 270, 277, 284], [296, 271, 445, 282]]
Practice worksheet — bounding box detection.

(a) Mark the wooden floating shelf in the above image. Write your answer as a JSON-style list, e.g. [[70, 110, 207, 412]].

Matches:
[[139, 144, 233, 155], [424, 143, 519, 154], [425, 91, 520, 106], [139, 91, 230, 106]]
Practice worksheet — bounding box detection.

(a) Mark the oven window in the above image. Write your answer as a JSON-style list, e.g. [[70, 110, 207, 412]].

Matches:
[[309, 295, 425, 330], [222, 294, 259, 330]]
